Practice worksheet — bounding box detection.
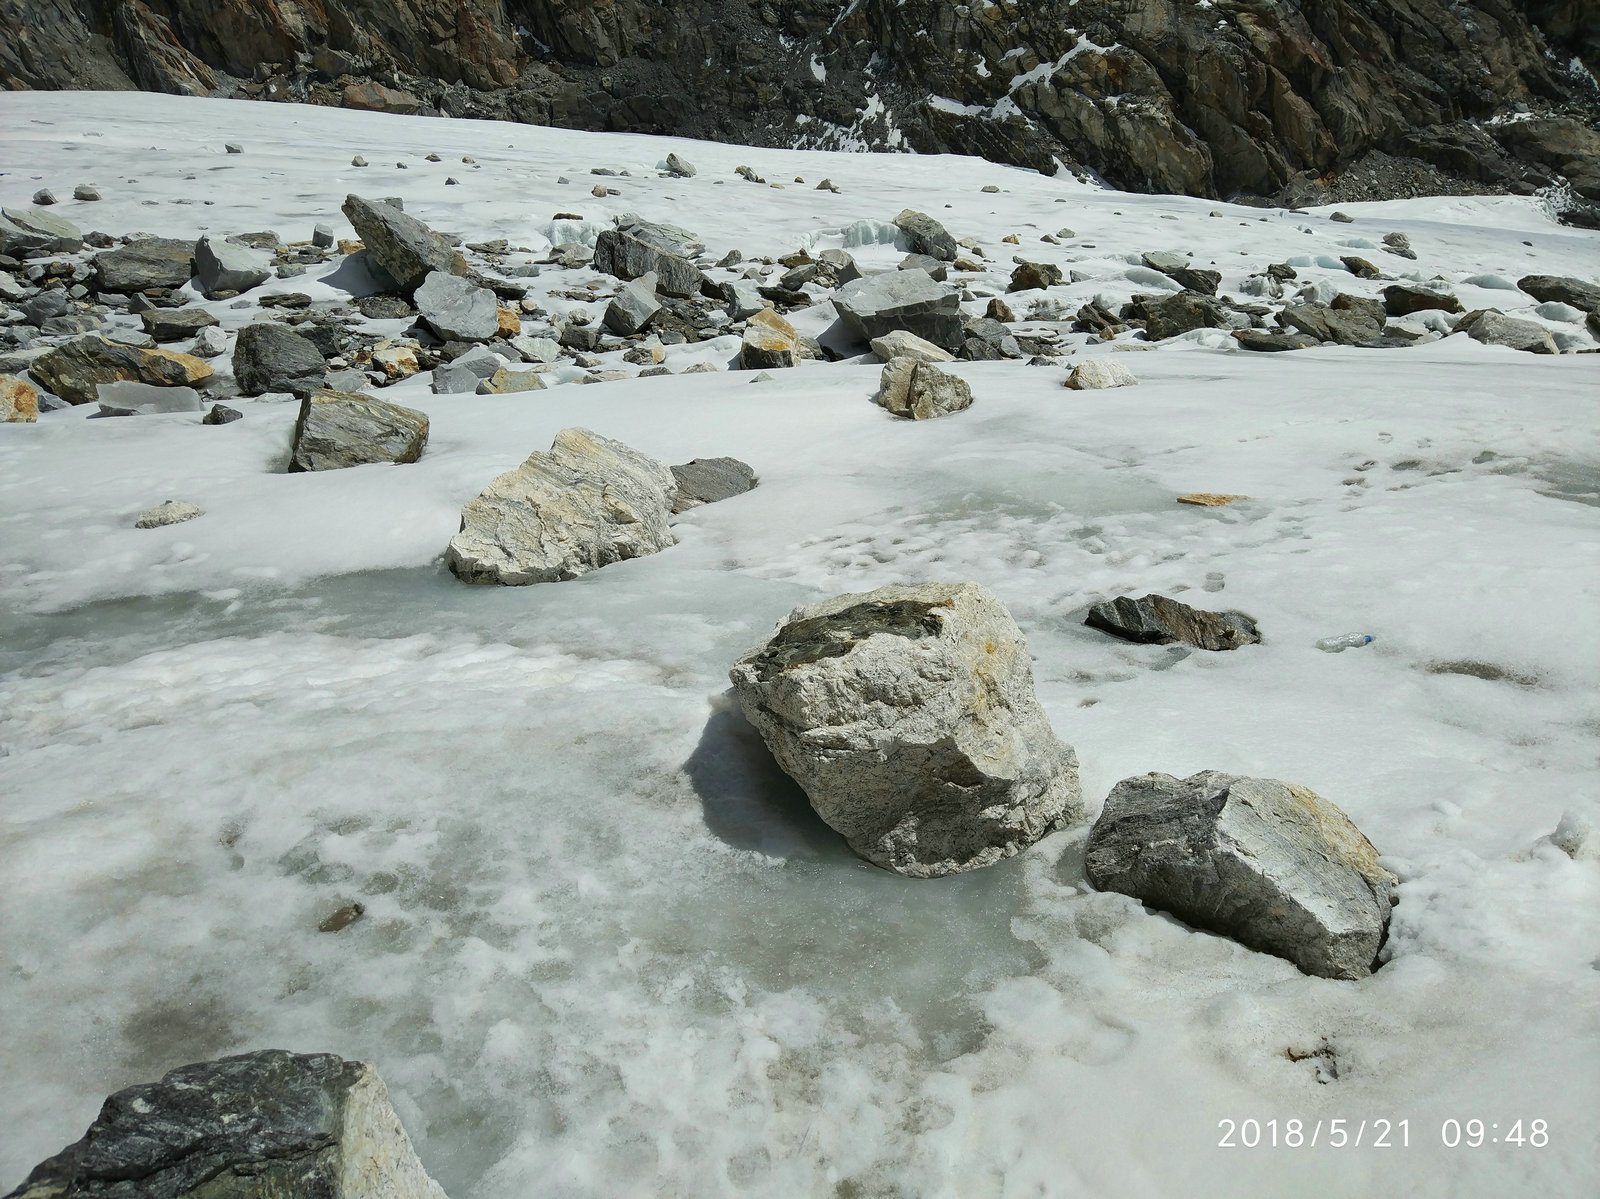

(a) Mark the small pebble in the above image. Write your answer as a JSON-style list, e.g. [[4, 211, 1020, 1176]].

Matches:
[[351, 155, 368, 167], [225, 143, 242, 154]]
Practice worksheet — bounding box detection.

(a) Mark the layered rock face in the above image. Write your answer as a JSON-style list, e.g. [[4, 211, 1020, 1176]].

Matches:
[[2, 1, 1596, 205]]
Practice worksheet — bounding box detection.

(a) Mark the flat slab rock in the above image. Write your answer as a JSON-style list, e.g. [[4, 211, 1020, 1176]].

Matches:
[[1086, 593, 1260, 651], [2, 1049, 447, 1199], [447, 427, 677, 585], [1086, 771, 1397, 979], [289, 388, 429, 472], [729, 581, 1084, 878], [671, 456, 757, 512]]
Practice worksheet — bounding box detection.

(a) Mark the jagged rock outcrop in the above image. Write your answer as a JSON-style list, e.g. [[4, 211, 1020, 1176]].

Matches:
[[2, 1, 1596, 207]]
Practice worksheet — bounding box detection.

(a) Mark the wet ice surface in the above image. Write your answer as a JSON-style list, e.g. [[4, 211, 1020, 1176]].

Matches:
[[3, 94, 1600, 1199]]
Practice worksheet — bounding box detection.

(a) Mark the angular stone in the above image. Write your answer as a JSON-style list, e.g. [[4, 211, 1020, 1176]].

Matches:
[[868, 329, 954, 364], [479, 366, 546, 394], [740, 308, 799, 369], [1341, 255, 1380, 279], [431, 362, 478, 394], [141, 306, 219, 343], [135, 499, 203, 528], [893, 209, 957, 261], [1086, 771, 1397, 979], [1382, 283, 1463, 316], [21, 290, 70, 326], [95, 381, 204, 416], [718, 280, 768, 321], [898, 253, 948, 282], [1124, 291, 1231, 341], [604, 275, 661, 336], [92, 238, 194, 292], [670, 456, 757, 512], [834, 270, 964, 351], [415, 271, 499, 341], [1, 373, 39, 422], [729, 581, 1083, 878], [1278, 304, 1382, 345], [341, 194, 470, 295], [1456, 309, 1559, 354], [0, 207, 83, 258], [193, 235, 271, 297], [592, 218, 704, 299], [1008, 260, 1063, 292], [665, 152, 697, 177], [203, 403, 242, 425], [446, 427, 676, 585], [876, 357, 973, 420], [961, 316, 1021, 358], [3, 1050, 448, 1199], [1234, 328, 1319, 352], [1516, 275, 1600, 311], [1085, 593, 1260, 651], [1141, 252, 1220, 294], [1065, 358, 1138, 390], [290, 388, 428, 472], [31, 335, 214, 404], [190, 325, 230, 358], [234, 323, 327, 396]]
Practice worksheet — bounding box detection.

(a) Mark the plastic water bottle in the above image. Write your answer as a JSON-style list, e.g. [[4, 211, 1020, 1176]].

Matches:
[[1316, 632, 1373, 653]]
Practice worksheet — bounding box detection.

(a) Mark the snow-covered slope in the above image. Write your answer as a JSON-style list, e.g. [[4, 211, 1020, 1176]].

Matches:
[[1, 93, 1597, 1199]]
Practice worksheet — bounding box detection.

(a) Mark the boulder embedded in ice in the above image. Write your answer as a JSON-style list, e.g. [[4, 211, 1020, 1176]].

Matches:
[[415, 270, 499, 342], [1086, 770, 1397, 979], [1123, 291, 1231, 341], [729, 581, 1084, 878], [1341, 255, 1380, 279], [1516, 274, 1600, 311], [670, 456, 757, 512], [875, 356, 974, 420], [739, 308, 799, 370], [91, 238, 195, 293], [341, 194, 470, 295], [2, 1050, 448, 1199], [833, 270, 965, 352], [234, 323, 328, 397], [1085, 593, 1260, 651], [95, 381, 204, 416], [446, 427, 676, 585], [1456, 309, 1559, 354], [1140, 252, 1220, 295], [603, 274, 661, 336], [1382, 282, 1463, 316], [30, 334, 214, 404], [140, 307, 219, 343], [289, 388, 428, 472], [0, 206, 83, 258], [1065, 358, 1138, 390], [203, 403, 242, 425], [893, 209, 958, 261], [433, 364, 475, 395], [135, 499, 203, 528], [869, 329, 954, 364], [718, 280, 768, 321], [592, 219, 704, 299], [193, 235, 271, 297], [1, 373, 39, 422], [1278, 303, 1383, 346], [1008, 260, 1064, 292], [1234, 328, 1319, 352]]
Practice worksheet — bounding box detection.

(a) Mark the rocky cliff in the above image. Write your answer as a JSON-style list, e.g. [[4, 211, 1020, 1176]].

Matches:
[[2, 0, 1597, 210]]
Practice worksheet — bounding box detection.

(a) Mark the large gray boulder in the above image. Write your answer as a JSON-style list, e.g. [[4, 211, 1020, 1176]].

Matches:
[[893, 209, 957, 261], [341, 194, 469, 295], [92, 238, 195, 293], [1085, 593, 1260, 651], [141, 307, 219, 343], [592, 217, 704, 299], [1516, 274, 1600, 311], [194, 235, 271, 296], [30, 335, 213, 404], [1278, 303, 1383, 345], [729, 581, 1083, 878], [875, 357, 974, 420], [446, 427, 677, 585], [1457, 309, 1559, 354], [234, 323, 327, 396], [833, 270, 965, 352], [0, 207, 83, 258], [289, 389, 429, 472], [1086, 771, 1397, 979], [603, 275, 662, 336], [1124, 291, 1232, 341], [1, 1050, 447, 1199], [1382, 282, 1463, 316], [415, 271, 499, 341]]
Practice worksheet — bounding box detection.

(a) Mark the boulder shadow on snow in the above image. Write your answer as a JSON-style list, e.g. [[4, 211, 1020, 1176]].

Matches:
[[684, 699, 851, 861]]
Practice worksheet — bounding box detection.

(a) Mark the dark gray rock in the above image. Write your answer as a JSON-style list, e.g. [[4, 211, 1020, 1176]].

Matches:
[[1140, 251, 1220, 295], [1085, 593, 1260, 651], [141, 307, 219, 342], [592, 219, 704, 299], [21, 289, 71, 326], [1086, 770, 1397, 979], [670, 456, 757, 512], [2, 1049, 448, 1199], [893, 209, 957, 261], [341, 194, 470, 295], [1516, 274, 1600, 311], [1278, 303, 1383, 345], [92, 238, 194, 293], [603, 275, 662, 336], [1234, 328, 1319, 352], [897, 253, 948, 282], [233, 323, 327, 397], [0, 207, 83, 258], [1382, 282, 1464, 316], [414, 271, 499, 341], [290, 388, 429, 471], [833, 269, 965, 351], [204, 402, 243, 425], [1456, 308, 1559, 353], [1124, 291, 1232, 340]]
